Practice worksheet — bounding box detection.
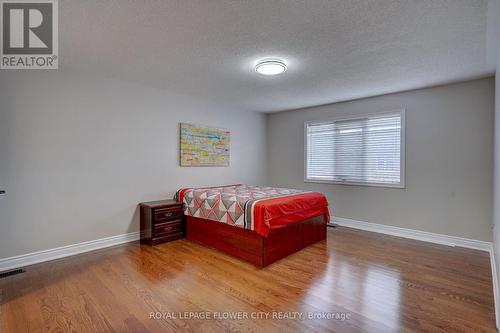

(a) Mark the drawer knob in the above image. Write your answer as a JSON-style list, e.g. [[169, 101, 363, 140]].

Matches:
[[164, 212, 173, 217]]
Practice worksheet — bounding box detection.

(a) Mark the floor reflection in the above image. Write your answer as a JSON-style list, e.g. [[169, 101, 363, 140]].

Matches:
[[300, 245, 402, 332]]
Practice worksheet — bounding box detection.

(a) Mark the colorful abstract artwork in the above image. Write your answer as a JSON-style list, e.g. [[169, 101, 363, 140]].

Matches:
[[180, 123, 230, 166]]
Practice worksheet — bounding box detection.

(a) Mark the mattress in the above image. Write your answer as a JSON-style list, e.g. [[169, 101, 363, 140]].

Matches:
[[175, 184, 330, 237]]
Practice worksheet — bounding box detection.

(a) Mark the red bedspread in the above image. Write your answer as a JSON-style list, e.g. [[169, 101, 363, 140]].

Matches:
[[176, 185, 330, 237]]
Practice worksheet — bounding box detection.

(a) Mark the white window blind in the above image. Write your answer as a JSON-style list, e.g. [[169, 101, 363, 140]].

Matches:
[[305, 110, 404, 187]]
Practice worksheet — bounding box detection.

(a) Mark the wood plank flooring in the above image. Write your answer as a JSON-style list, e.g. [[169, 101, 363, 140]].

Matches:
[[0, 227, 496, 332]]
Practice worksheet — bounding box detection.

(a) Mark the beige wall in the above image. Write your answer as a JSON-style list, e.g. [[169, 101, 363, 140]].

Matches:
[[0, 71, 267, 259], [487, 0, 500, 326], [494, 55, 500, 325], [267, 78, 494, 241], [492, 0, 500, 319]]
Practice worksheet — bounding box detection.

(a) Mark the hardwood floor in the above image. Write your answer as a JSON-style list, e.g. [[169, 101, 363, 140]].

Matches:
[[0, 227, 496, 333]]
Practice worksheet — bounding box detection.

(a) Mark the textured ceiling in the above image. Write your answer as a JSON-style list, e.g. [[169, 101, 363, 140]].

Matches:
[[60, 0, 493, 113]]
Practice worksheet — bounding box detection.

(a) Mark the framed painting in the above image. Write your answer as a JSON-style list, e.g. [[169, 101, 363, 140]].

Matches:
[[180, 123, 230, 166]]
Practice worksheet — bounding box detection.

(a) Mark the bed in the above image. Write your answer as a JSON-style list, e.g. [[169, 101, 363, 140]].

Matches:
[[175, 185, 330, 267]]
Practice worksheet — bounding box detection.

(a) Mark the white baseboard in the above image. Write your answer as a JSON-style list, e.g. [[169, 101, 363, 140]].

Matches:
[[489, 244, 500, 329], [332, 216, 492, 252], [0, 231, 140, 272]]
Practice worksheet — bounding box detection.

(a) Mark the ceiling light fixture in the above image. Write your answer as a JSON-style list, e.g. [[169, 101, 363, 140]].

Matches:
[[255, 59, 287, 76]]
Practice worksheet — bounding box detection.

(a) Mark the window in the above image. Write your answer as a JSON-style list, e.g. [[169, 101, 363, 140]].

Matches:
[[305, 110, 405, 187]]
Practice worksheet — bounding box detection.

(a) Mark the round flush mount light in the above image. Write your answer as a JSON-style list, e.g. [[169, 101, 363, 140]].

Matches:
[[255, 59, 287, 76]]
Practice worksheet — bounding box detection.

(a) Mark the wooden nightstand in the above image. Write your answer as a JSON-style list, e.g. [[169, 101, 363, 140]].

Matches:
[[139, 200, 185, 245]]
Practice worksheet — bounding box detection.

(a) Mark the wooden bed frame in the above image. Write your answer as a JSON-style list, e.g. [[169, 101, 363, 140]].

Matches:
[[186, 215, 327, 267]]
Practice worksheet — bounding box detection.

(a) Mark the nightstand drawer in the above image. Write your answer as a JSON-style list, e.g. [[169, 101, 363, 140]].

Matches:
[[154, 207, 183, 221], [154, 220, 182, 235]]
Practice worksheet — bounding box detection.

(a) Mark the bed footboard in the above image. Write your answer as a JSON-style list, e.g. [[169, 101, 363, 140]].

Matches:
[[186, 215, 327, 267]]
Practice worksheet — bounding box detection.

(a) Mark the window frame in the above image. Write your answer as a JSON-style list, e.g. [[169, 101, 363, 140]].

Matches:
[[304, 109, 406, 189]]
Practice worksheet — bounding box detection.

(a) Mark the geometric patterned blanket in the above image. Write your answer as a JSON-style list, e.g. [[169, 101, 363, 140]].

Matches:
[[176, 184, 329, 236]]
